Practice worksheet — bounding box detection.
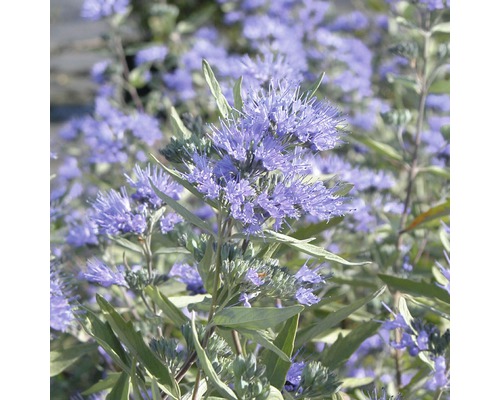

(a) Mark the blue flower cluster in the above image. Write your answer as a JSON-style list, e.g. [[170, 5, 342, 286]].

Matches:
[[182, 76, 352, 233]]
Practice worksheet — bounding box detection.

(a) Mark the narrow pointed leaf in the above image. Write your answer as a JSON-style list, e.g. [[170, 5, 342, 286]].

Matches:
[[304, 72, 325, 100], [96, 295, 181, 399], [400, 199, 450, 234], [212, 305, 303, 330], [291, 217, 344, 241], [190, 313, 238, 400], [202, 59, 231, 118], [233, 230, 369, 266], [233, 76, 244, 112], [378, 274, 450, 304], [110, 236, 143, 254], [296, 286, 386, 347], [197, 236, 216, 294], [106, 372, 130, 400], [144, 285, 189, 328], [79, 309, 131, 374], [82, 373, 121, 395], [352, 135, 404, 161], [170, 106, 192, 139], [236, 328, 290, 362], [431, 22, 450, 33], [50, 342, 98, 376], [262, 314, 299, 389], [149, 178, 215, 236], [322, 320, 381, 369], [151, 379, 162, 400]]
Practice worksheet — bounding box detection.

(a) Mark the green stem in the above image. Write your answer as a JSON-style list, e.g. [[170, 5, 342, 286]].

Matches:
[[393, 11, 432, 391]]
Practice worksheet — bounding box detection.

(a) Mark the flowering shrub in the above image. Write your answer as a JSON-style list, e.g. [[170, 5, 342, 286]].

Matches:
[[50, 0, 450, 399]]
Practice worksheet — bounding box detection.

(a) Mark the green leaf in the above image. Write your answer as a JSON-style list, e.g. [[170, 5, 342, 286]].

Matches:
[[153, 246, 191, 255], [151, 379, 162, 400], [190, 313, 238, 400], [295, 286, 386, 347], [268, 386, 285, 400], [144, 285, 189, 328], [352, 135, 404, 162], [202, 59, 231, 118], [82, 373, 121, 395], [79, 309, 131, 374], [378, 274, 450, 304], [400, 199, 449, 233], [338, 377, 374, 390], [170, 107, 192, 140], [212, 305, 303, 330], [149, 153, 219, 209], [419, 165, 450, 179], [197, 236, 216, 295], [96, 295, 181, 399], [322, 320, 381, 370], [149, 178, 215, 236], [236, 328, 290, 362], [431, 22, 450, 34], [106, 372, 130, 400], [110, 236, 143, 254], [428, 80, 450, 94], [304, 72, 325, 100], [50, 342, 98, 377], [262, 314, 299, 389], [233, 76, 244, 112], [291, 217, 344, 241], [233, 230, 369, 266], [386, 73, 420, 92]]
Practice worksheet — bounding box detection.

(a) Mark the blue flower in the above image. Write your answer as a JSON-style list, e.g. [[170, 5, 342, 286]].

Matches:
[[426, 355, 449, 390], [295, 287, 320, 306], [168, 263, 206, 295], [125, 163, 183, 209], [50, 266, 76, 332], [81, 0, 129, 21], [91, 187, 147, 235], [83, 258, 127, 287], [160, 213, 184, 233], [135, 45, 168, 66]]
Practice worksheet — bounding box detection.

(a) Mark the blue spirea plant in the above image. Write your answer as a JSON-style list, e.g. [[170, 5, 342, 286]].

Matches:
[[50, 0, 450, 399]]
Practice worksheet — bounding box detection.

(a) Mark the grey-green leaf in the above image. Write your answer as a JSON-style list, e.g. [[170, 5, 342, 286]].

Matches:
[[50, 342, 98, 377], [212, 305, 304, 330], [144, 285, 190, 328], [233, 230, 369, 266], [233, 76, 244, 112], [378, 274, 450, 304], [190, 313, 238, 400], [202, 59, 231, 118], [322, 320, 381, 370], [170, 106, 192, 140], [296, 286, 386, 347], [262, 314, 299, 389], [96, 295, 181, 399], [236, 328, 290, 362], [106, 372, 130, 400]]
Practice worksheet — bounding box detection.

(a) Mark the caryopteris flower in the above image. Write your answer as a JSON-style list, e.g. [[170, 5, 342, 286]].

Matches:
[[161, 60, 352, 233], [168, 263, 206, 295], [125, 163, 183, 209], [83, 258, 127, 287], [50, 266, 76, 332], [91, 187, 147, 235], [81, 0, 129, 21], [135, 45, 169, 66]]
